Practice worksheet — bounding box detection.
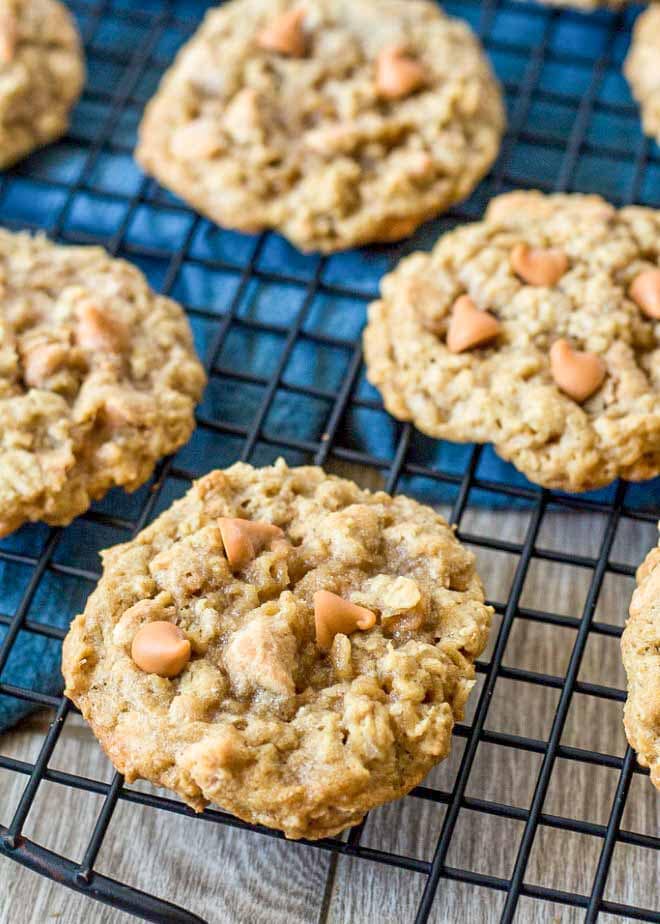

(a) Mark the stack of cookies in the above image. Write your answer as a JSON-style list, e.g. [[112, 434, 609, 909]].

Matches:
[[0, 0, 657, 838]]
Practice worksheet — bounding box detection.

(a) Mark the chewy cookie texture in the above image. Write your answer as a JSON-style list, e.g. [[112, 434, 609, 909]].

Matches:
[[63, 460, 493, 839], [364, 191, 660, 494], [136, 0, 504, 253], [0, 231, 206, 536], [622, 533, 660, 790], [0, 0, 84, 168]]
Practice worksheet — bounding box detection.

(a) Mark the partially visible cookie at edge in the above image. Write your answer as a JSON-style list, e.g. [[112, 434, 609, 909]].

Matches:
[[622, 531, 660, 789], [136, 0, 505, 254], [625, 5, 660, 146], [363, 190, 660, 493], [0, 0, 85, 168], [0, 231, 207, 536], [63, 459, 493, 839]]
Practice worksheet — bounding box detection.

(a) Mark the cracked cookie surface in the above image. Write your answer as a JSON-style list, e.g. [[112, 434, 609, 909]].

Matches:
[[363, 190, 660, 493], [622, 531, 660, 790], [136, 0, 504, 254], [0, 0, 84, 168], [63, 460, 493, 839], [625, 5, 660, 145], [0, 231, 206, 536]]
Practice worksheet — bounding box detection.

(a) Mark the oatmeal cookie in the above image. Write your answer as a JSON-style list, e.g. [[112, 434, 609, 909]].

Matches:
[[135, 0, 504, 254], [625, 5, 660, 145], [622, 531, 660, 789], [0, 0, 84, 168], [363, 190, 660, 493], [63, 459, 493, 839], [0, 231, 206, 536]]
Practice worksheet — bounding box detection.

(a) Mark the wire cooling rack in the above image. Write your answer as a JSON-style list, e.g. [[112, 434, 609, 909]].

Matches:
[[0, 0, 659, 921]]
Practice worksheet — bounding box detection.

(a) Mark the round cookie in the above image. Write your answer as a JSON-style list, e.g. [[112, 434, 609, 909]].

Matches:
[[0, 231, 206, 536], [625, 5, 660, 146], [363, 190, 660, 493], [622, 531, 660, 789], [136, 0, 504, 254], [0, 0, 84, 168], [63, 459, 493, 840]]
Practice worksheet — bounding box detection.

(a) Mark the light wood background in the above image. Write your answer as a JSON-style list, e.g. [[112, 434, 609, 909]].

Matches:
[[1, 505, 659, 923]]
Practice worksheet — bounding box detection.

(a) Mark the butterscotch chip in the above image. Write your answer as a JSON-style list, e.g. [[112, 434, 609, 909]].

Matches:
[[625, 5, 660, 145], [75, 304, 128, 355], [0, 10, 18, 64], [622, 531, 660, 790], [510, 243, 568, 288], [63, 459, 493, 840], [314, 590, 376, 650], [630, 269, 660, 321], [363, 190, 660, 493], [136, 0, 504, 254], [131, 621, 192, 678], [446, 295, 501, 354], [375, 45, 426, 100], [549, 339, 606, 403], [256, 8, 306, 57], [0, 0, 84, 168], [0, 231, 206, 536], [217, 517, 284, 570]]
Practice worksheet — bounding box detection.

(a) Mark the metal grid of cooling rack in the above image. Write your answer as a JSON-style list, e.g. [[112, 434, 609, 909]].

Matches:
[[0, 0, 658, 921]]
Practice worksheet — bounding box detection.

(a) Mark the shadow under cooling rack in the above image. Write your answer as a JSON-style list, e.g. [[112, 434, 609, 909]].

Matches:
[[0, 1, 659, 922]]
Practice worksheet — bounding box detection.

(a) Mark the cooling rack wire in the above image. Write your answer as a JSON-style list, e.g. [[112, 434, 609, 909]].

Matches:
[[0, 1, 658, 921]]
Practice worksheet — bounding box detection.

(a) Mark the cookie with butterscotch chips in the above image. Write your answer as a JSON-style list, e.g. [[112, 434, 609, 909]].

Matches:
[[63, 459, 492, 839], [0, 231, 206, 536], [136, 0, 504, 253], [364, 190, 660, 493]]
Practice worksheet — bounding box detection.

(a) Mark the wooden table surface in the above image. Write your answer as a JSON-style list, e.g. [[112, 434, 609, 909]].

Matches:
[[1, 507, 659, 924]]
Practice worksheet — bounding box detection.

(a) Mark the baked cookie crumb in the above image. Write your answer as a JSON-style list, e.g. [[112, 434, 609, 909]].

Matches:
[[63, 459, 493, 839]]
